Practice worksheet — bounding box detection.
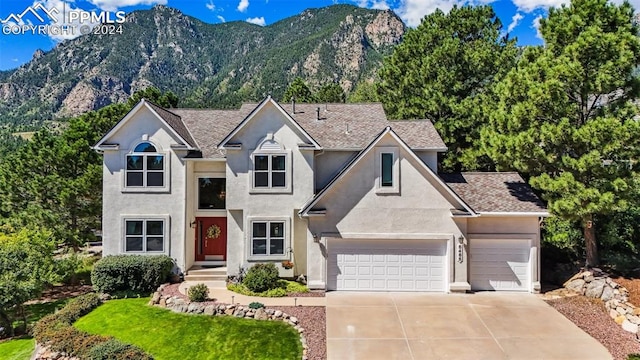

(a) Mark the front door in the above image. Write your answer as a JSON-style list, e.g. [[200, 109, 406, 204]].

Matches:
[[195, 217, 227, 261]]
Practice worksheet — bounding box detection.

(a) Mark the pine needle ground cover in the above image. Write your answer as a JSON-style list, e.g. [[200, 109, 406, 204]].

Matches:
[[74, 298, 302, 360], [0, 338, 35, 360]]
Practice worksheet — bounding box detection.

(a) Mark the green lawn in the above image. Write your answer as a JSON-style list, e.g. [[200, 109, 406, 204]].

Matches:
[[0, 338, 35, 360], [74, 298, 303, 360]]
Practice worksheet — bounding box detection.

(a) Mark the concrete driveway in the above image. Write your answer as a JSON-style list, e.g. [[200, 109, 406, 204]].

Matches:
[[326, 292, 612, 360]]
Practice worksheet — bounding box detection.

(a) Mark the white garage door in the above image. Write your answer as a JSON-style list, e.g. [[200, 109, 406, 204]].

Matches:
[[328, 239, 447, 292], [470, 239, 531, 291]]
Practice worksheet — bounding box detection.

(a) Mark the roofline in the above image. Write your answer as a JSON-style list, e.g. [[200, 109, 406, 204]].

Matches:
[[94, 99, 197, 151], [218, 96, 322, 149], [478, 212, 550, 217], [144, 100, 198, 150], [299, 126, 476, 216], [318, 147, 448, 152]]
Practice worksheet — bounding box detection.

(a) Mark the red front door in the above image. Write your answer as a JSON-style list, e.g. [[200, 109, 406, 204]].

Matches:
[[195, 217, 227, 261]]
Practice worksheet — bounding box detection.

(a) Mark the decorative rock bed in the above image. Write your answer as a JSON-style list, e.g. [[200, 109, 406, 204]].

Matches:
[[31, 343, 79, 360], [149, 284, 309, 360], [564, 268, 640, 335]]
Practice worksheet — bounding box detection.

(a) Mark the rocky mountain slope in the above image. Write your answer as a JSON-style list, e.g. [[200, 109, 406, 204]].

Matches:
[[0, 4, 404, 126]]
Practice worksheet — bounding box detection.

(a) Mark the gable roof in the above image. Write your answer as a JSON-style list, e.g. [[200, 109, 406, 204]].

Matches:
[[240, 102, 447, 150], [218, 97, 322, 149], [440, 172, 548, 214], [299, 127, 475, 216], [94, 99, 198, 150]]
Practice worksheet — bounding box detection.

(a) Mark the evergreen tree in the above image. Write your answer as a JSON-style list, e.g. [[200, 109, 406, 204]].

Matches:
[[282, 77, 316, 103], [316, 83, 346, 103], [483, 0, 640, 266], [377, 5, 517, 171]]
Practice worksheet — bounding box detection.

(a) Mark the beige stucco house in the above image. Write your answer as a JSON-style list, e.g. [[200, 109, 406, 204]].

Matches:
[[94, 96, 548, 293]]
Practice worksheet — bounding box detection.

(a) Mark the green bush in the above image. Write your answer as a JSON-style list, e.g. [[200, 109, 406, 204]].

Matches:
[[188, 284, 209, 302], [628, 355, 640, 360], [227, 280, 308, 298], [248, 302, 264, 309], [91, 255, 173, 294], [87, 338, 153, 360], [33, 293, 153, 359], [243, 263, 279, 293]]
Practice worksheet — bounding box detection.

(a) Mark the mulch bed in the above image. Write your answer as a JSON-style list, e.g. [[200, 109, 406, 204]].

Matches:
[[614, 277, 640, 307], [546, 280, 640, 360], [160, 283, 326, 360], [25, 285, 93, 305]]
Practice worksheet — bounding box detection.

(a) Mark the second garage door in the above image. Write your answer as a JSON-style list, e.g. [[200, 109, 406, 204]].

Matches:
[[470, 239, 531, 291], [327, 239, 447, 292]]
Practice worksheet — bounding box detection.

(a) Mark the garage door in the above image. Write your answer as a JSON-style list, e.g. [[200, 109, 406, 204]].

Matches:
[[327, 239, 447, 292], [470, 239, 530, 291]]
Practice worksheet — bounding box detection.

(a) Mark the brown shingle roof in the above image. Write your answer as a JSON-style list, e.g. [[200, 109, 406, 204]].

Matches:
[[145, 100, 198, 149], [173, 108, 250, 158], [240, 102, 447, 150], [440, 172, 547, 213], [169, 102, 445, 157]]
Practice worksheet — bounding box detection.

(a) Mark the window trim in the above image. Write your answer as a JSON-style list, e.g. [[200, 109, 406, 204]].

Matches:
[[195, 173, 227, 214], [121, 140, 170, 193], [249, 150, 292, 194], [375, 147, 400, 194], [247, 216, 290, 261], [121, 215, 170, 254]]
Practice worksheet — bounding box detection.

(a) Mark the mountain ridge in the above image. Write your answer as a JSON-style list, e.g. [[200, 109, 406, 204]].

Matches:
[[0, 4, 404, 127]]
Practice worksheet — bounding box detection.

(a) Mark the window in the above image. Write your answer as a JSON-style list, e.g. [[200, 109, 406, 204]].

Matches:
[[126, 142, 165, 188], [251, 220, 286, 257], [198, 178, 226, 210], [376, 147, 399, 193], [381, 153, 394, 187], [251, 137, 290, 192], [124, 219, 165, 252], [254, 154, 286, 188]]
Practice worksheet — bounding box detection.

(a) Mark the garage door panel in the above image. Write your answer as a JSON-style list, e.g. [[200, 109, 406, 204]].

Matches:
[[470, 239, 530, 292], [328, 239, 447, 292]]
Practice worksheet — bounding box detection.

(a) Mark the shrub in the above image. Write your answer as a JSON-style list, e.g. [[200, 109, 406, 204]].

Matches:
[[91, 255, 173, 294], [243, 263, 279, 293], [87, 338, 153, 360], [248, 302, 264, 309], [188, 284, 209, 302], [33, 293, 153, 359]]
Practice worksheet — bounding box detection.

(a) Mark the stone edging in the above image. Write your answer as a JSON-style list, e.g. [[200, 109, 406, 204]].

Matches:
[[150, 284, 309, 360], [564, 268, 640, 335]]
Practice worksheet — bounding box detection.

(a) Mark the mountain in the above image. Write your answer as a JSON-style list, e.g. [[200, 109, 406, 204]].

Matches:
[[0, 4, 404, 127]]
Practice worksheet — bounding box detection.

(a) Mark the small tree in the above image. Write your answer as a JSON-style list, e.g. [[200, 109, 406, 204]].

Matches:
[[316, 83, 345, 103], [0, 228, 56, 336]]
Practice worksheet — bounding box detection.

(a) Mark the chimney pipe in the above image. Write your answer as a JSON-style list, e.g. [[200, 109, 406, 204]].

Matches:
[[316, 107, 320, 121], [292, 98, 296, 114]]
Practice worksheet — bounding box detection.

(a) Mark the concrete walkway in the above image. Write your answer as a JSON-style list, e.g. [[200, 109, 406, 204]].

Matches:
[[178, 281, 326, 306], [326, 292, 613, 360]]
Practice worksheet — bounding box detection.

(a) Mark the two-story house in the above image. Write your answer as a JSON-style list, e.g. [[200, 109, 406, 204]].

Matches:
[[94, 97, 548, 293]]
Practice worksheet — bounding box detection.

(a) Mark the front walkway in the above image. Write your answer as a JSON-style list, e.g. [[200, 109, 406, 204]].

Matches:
[[178, 281, 326, 306], [326, 292, 613, 360]]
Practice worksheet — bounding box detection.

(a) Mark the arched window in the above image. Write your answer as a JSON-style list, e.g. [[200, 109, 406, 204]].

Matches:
[[252, 138, 287, 189], [126, 141, 165, 187]]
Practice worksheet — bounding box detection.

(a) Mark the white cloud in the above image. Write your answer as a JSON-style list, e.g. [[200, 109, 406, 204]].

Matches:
[[507, 12, 523, 33], [87, 0, 167, 12], [395, 0, 459, 27], [511, 0, 565, 12], [205, 1, 215, 11], [532, 14, 543, 40], [357, 0, 390, 10], [246, 16, 265, 26], [237, 0, 249, 12], [12, 58, 18, 62], [217, 15, 225, 22]]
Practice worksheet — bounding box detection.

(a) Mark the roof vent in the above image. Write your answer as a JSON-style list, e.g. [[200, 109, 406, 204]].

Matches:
[[292, 98, 296, 114], [316, 107, 320, 121]]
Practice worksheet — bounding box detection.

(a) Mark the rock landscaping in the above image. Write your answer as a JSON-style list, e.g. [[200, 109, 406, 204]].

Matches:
[[150, 284, 310, 360], [564, 268, 640, 335]]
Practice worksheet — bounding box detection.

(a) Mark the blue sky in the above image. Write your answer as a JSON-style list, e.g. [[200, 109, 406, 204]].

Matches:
[[0, 0, 629, 71]]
